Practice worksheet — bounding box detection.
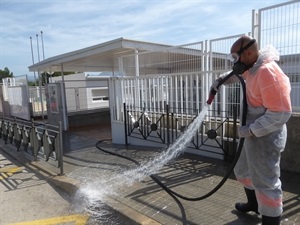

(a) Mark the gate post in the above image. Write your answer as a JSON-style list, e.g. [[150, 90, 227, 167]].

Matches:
[[123, 103, 128, 145], [166, 104, 170, 146], [58, 121, 64, 175]]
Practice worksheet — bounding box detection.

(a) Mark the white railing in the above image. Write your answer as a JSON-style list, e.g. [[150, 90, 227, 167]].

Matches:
[[112, 71, 241, 123], [3, 2, 299, 123], [113, 0, 300, 123]]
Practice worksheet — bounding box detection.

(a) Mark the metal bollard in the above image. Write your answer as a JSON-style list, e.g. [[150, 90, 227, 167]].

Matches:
[[22, 126, 32, 152], [3, 121, 9, 144], [8, 122, 14, 144], [13, 124, 23, 151], [33, 126, 44, 160], [43, 130, 57, 162]]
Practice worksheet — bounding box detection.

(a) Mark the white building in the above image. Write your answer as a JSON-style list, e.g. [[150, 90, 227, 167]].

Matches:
[[51, 73, 109, 112]]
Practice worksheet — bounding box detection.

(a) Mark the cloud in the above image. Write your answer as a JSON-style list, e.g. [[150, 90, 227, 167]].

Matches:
[[0, 0, 289, 76]]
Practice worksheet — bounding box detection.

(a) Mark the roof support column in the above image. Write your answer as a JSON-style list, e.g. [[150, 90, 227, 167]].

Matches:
[[135, 49, 139, 77], [38, 70, 45, 120], [60, 64, 68, 131], [134, 49, 140, 110], [118, 56, 124, 76]]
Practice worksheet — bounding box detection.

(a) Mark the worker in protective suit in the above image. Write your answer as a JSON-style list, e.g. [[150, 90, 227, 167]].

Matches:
[[211, 35, 292, 225]]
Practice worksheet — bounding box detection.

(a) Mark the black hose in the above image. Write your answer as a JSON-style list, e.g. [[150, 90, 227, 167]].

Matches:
[[95, 73, 247, 202], [146, 74, 248, 201], [95, 140, 188, 224]]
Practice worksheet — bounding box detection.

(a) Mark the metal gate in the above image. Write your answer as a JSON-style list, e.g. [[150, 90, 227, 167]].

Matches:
[[114, 37, 242, 160], [111, 1, 300, 159], [124, 102, 238, 161]]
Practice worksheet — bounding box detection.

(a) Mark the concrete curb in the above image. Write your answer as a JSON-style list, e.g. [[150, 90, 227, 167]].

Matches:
[[0, 144, 162, 225], [48, 175, 161, 225]]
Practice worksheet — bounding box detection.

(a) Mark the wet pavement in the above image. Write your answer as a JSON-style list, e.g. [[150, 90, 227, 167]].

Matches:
[[1, 124, 299, 225]]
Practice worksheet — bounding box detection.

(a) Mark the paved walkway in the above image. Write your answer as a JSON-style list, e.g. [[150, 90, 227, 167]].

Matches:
[[1, 125, 299, 225]]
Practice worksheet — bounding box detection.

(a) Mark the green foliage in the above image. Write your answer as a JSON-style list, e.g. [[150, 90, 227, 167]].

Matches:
[[0, 67, 13, 79], [0, 67, 76, 86], [49, 71, 75, 77], [28, 81, 37, 86]]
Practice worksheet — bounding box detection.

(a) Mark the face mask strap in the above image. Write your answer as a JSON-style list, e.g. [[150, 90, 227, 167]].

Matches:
[[236, 39, 256, 56]]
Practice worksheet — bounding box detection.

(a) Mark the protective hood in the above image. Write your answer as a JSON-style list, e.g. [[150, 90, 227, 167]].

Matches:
[[250, 45, 280, 73], [259, 44, 280, 62]]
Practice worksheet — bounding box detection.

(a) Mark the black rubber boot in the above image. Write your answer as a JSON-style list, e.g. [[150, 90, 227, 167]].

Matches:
[[262, 215, 281, 225], [235, 188, 259, 214]]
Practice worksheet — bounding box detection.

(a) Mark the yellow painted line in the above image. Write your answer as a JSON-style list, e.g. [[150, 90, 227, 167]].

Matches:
[[0, 172, 9, 180], [0, 167, 24, 180], [0, 166, 24, 173], [7, 214, 89, 225]]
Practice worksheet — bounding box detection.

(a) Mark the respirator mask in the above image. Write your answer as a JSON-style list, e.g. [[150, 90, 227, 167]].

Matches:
[[228, 39, 256, 74]]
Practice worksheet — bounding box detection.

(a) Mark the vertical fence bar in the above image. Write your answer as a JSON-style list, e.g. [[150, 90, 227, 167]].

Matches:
[[153, 77, 156, 111], [166, 76, 169, 106], [166, 104, 170, 146], [185, 76, 188, 114], [196, 73, 199, 112], [175, 75, 178, 114], [58, 121, 64, 175], [180, 75, 183, 116], [169, 76, 173, 109], [124, 103, 128, 145], [171, 112, 174, 143], [161, 77, 164, 111], [190, 74, 193, 114]]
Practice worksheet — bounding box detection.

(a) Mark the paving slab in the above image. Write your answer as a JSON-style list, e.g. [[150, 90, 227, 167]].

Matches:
[[1, 126, 299, 225]]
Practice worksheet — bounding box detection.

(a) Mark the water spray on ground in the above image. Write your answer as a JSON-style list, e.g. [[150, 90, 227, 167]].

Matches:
[[72, 105, 209, 222]]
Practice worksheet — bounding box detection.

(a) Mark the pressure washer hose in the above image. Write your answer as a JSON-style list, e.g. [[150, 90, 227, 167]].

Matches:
[[95, 72, 247, 202]]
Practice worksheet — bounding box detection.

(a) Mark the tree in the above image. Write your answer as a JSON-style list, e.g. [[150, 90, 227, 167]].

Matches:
[[0, 67, 13, 79]]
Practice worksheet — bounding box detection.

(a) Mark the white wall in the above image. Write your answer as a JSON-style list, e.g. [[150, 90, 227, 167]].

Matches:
[[51, 73, 109, 112]]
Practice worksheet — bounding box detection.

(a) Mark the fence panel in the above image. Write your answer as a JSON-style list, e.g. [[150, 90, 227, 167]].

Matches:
[[28, 87, 46, 117], [0, 117, 63, 175], [257, 1, 300, 112], [124, 103, 238, 161]]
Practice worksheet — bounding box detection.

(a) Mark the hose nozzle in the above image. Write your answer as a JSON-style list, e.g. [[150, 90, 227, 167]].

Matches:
[[206, 71, 235, 105], [206, 89, 217, 105]]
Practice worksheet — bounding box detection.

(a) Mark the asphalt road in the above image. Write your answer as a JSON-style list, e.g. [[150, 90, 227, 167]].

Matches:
[[0, 149, 138, 225], [0, 150, 92, 225]]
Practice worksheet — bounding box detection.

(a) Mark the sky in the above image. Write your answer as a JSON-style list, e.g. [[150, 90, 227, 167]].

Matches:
[[0, 0, 290, 79]]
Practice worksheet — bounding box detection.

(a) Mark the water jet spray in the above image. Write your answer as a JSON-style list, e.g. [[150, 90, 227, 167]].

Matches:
[[91, 69, 248, 224]]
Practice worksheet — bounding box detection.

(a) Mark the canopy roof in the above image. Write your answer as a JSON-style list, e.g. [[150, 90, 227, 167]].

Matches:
[[28, 37, 173, 73]]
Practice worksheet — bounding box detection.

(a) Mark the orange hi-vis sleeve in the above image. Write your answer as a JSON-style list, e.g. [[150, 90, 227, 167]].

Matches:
[[244, 61, 292, 112]]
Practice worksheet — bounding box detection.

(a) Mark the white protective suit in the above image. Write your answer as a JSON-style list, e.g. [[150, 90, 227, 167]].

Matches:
[[234, 45, 292, 217], [232, 45, 292, 217]]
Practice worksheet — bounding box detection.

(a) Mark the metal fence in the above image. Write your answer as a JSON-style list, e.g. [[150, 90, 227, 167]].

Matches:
[[121, 41, 205, 76], [0, 117, 63, 175], [106, 1, 300, 158], [28, 86, 46, 117], [124, 103, 238, 161], [256, 0, 300, 112], [113, 36, 246, 125], [112, 1, 300, 128]]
